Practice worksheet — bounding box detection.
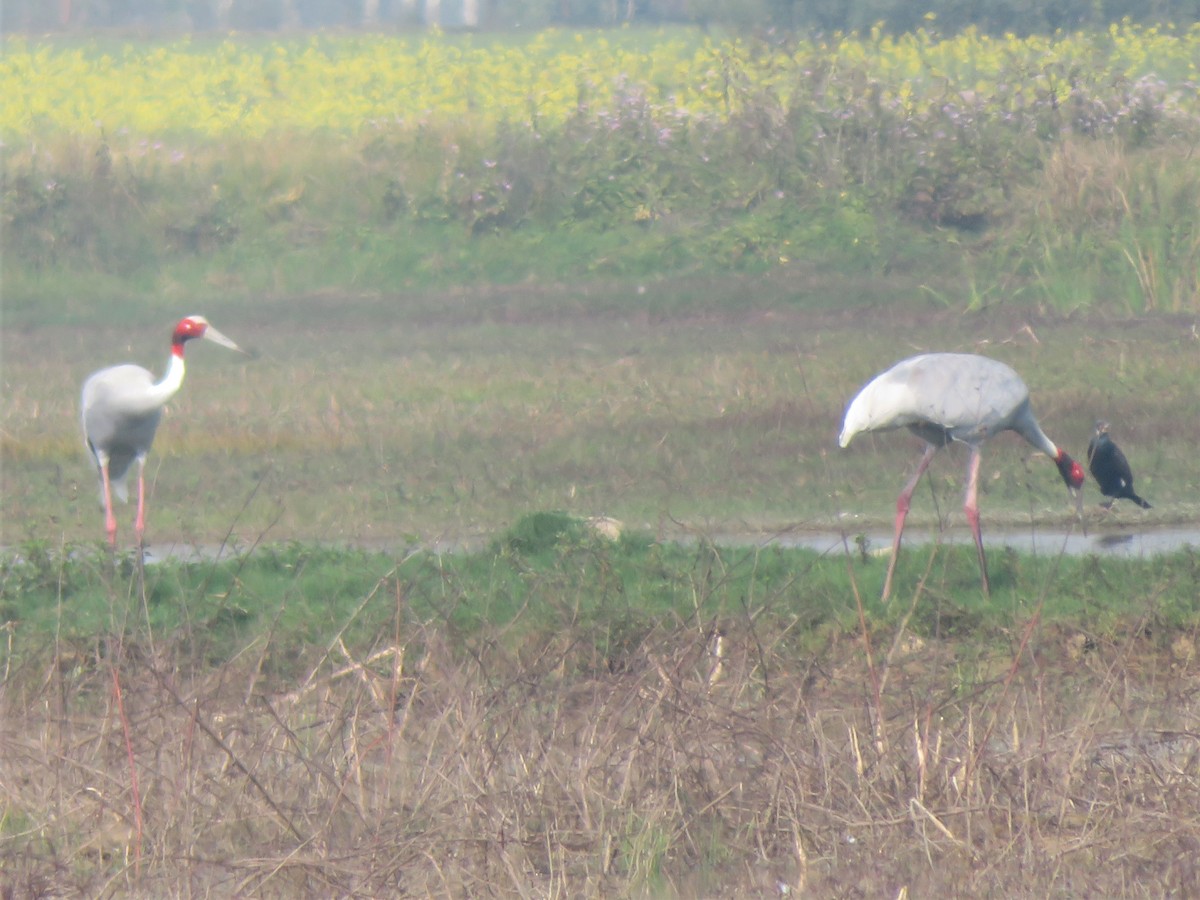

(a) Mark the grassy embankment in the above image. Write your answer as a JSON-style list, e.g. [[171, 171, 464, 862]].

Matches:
[[3, 25, 1200, 896], [3, 25, 1198, 319]]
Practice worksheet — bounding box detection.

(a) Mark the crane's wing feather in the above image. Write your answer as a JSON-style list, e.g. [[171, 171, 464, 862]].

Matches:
[[840, 353, 1029, 447], [81, 364, 165, 479]]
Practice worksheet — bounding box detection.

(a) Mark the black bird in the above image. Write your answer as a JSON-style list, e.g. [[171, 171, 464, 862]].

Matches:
[[1087, 420, 1151, 510]]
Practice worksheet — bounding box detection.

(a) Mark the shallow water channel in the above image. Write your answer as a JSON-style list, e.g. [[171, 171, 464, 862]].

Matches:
[[736, 526, 1200, 560], [130, 525, 1200, 566]]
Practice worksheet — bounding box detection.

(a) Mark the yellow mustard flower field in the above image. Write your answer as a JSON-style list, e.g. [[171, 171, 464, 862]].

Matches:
[[3, 24, 1198, 140]]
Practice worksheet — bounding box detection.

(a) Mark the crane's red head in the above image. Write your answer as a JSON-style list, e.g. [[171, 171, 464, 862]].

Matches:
[[172, 315, 210, 347], [171, 315, 241, 356], [1055, 449, 1085, 520], [1055, 450, 1085, 490]]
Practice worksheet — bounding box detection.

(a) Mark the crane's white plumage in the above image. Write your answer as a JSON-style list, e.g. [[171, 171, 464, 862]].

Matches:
[[840, 352, 1084, 600], [83, 360, 181, 504], [81, 315, 241, 548], [839, 353, 1051, 453]]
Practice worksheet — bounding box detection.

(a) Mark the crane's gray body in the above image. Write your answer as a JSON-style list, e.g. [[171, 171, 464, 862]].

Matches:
[[81, 364, 168, 502], [839, 352, 1053, 456], [838, 352, 1080, 601]]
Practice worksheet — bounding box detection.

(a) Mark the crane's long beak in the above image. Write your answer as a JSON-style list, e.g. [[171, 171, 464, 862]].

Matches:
[[1071, 486, 1083, 520], [203, 324, 244, 353]]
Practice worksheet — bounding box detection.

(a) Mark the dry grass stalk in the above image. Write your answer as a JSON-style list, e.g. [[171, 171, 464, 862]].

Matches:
[[3, 615, 1200, 896]]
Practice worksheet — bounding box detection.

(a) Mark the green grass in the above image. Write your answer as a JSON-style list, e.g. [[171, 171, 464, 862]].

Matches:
[[6, 516, 1199, 681], [6, 281, 1199, 550]]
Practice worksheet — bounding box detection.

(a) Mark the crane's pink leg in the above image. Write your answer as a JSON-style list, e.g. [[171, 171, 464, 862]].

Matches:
[[882, 444, 938, 602], [134, 457, 148, 549], [99, 460, 118, 548], [963, 445, 990, 598]]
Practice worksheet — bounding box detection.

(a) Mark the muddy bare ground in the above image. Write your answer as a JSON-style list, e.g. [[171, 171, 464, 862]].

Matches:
[[5, 286, 1199, 548]]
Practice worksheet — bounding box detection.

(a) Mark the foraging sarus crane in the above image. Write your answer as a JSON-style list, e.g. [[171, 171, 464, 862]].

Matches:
[[838, 353, 1085, 600], [1087, 420, 1151, 510], [81, 315, 242, 548]]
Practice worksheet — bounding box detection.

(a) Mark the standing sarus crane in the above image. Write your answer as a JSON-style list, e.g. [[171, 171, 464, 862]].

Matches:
[[1087, 420, 1151, 510], [838, 353, 1085, 600], [81, 315, 242, 548]]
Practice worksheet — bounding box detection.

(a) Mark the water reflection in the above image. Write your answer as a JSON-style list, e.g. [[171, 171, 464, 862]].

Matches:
[[741, 527, 1200, 559], [53, 525, 1200, 566]]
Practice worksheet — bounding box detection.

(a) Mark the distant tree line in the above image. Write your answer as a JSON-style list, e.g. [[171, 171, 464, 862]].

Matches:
[[4, 0, 1198, 33]]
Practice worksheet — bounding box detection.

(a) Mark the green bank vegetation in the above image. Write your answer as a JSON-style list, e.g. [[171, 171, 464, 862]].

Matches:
[[4, 27, 1199, 323]]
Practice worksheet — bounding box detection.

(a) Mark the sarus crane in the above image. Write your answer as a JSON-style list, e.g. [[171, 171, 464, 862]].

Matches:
[[81, 315, 242, 548], [839, 352, 1085, 600]]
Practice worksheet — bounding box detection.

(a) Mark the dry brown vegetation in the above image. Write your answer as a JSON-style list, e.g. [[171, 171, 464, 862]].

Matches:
[[5, 581, 1200, 898]]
